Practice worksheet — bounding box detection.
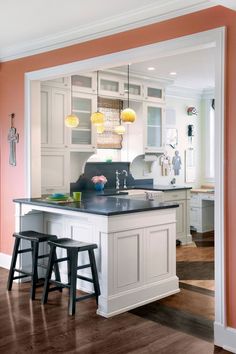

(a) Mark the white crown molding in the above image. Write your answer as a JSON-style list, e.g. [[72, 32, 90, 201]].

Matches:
[[201, 87, 215, 98], [0, 0, 215, 62], [104, 69, 175, 86], [166, 85, 203, 99]]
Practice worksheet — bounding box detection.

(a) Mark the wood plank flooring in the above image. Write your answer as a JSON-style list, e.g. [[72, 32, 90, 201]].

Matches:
[[0, 267, 230, 354]]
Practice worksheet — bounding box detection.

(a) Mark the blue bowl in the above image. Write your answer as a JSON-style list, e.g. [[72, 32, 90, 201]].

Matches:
[[51, 193, 65, 198]]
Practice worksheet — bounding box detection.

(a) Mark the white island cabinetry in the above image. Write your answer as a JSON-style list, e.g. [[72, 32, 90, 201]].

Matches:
[[15, 201, 179, 318]]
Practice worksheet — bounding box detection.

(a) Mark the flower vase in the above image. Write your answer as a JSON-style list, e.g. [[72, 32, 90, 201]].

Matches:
[[95, 183, 104, 191]]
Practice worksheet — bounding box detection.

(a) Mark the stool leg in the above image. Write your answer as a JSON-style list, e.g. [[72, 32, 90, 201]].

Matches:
[[67, 249, 78, 315], [41, 244, 56, 305], [31, 241, 39, 300], [7, 237, 20, 291], [53, 253, 62, 292], [88, 249, 101, 305]]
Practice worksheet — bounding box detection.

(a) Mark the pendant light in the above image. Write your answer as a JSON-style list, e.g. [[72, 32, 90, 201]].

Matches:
[[96, 125, 105, 134], [120, 64, 137, 124], [91, 71, 105, 126], [65, 77, 79, 128], [114, 125, 125, 135]]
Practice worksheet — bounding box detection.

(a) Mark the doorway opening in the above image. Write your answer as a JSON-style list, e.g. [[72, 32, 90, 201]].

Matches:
[[25, 27, 225, 344]]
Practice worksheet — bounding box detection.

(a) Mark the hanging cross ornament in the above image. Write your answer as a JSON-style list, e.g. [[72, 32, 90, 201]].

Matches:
[[7, 113, 19, 166]]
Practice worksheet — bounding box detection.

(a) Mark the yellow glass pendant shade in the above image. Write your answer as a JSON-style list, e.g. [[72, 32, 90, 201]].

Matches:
[[96, 125, 105, 134], [91, 111, 105, 126], [120, 108, 136, 124], [65, 114, 79, 128], [114, 125, 125, 135]]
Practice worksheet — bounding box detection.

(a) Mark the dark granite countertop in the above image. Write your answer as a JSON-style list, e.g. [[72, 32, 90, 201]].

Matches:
[[13, 196, 179, 216]]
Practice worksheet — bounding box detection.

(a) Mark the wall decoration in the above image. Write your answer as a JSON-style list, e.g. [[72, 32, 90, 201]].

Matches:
[[160, 153, 171, 176], [185, 147, 196, 182], [172, 150, 182, 175], [166, 128, 178, 149], [187, 106, 197, 116], [8, 113, 19, 166], [187, 124, 194, 144]]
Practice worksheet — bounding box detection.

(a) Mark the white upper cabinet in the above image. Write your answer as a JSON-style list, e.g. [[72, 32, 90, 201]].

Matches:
[[42, 77, 70, 89], [71, 73, 96, 94], [99, 74, 121, 98], [41, 85, 70, 148], [99, 73, 143, 101], [122, 80, 143, 101], [69, 91, 97, 151], [143, 84, 165, 103], [144, 102, 166, 153]]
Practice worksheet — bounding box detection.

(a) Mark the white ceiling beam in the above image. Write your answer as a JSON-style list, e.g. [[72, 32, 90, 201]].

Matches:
[[209, 0, 236, 10]]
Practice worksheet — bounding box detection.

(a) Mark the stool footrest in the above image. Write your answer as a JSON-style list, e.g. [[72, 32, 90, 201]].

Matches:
[[77, 264, 90, 270], [38, 254, 50, 259], [18, 248, 33, 254], [55, 257, 69, 263], [13, 274, 30, 280], [48, 286, 64, 293], [76, 293, 96, 302], [76, 274, 93, 283], [49, 279, 70, 289], [14, 268, 32, 276]]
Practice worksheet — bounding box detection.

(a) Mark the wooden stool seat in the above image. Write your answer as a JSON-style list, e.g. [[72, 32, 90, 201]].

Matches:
[[41, 237, 100, 315], [48, 237, 98, 250], [7, 230, 61, 300]]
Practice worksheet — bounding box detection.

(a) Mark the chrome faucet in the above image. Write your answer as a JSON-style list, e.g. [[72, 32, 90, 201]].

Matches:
[[115, 170, 120, 190], [122, 170, 128, 189]]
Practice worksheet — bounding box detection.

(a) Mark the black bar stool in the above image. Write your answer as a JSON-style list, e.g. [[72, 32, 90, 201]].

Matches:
[[7, 230, 61, 300], [41, 238, 100, 315]]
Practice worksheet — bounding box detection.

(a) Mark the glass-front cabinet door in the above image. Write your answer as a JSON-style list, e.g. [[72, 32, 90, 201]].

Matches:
[[99, 74, 121, 97], [69, 92, 96, 151], [144, 84, 165, 103], [144, 103, 165, 153], [71, 73, 96, 94], [123, 80, 142, 101]]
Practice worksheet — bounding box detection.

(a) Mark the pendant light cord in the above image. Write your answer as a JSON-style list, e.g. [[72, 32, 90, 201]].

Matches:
[[127, 64, 130, 107], [71, 77, 73, 113], [97, 70, 99, 112]]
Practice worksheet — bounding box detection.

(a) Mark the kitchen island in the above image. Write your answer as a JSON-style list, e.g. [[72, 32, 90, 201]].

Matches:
[[14, 195, 179, 317]]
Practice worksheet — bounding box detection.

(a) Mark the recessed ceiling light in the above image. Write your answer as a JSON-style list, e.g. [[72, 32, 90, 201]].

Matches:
[[170, 72, 177, 76], [147, 67, 155, 71]]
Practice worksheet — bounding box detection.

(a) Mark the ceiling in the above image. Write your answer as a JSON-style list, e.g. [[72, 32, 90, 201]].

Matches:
[[113, 47, 215, 90], [1, 0, 233, 62]]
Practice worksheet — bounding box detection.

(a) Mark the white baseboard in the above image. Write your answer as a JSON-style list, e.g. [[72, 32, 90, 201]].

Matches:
[[0, 253, 12, 270], [214, 322, 236, 353]]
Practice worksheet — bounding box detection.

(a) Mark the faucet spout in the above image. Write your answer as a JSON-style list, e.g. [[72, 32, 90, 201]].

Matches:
[[115, 170, 120, 190], [122, 170, 128, 189]]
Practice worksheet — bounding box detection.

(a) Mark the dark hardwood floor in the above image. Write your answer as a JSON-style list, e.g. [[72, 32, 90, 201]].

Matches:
[[0, 267, 230, 354]]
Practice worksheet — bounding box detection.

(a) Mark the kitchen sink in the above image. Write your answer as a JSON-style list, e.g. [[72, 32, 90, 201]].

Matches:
[[110, 190, 164, 202]]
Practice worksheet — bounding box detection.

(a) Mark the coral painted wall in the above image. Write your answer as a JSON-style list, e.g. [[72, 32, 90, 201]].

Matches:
[[0, 6, 236, 327]]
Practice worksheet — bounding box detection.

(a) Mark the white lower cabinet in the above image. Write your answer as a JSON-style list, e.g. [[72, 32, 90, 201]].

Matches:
[[145, 224, 175, 283], [190, 192, 214, 232], [163, 189, 191, 244], [41, 149, 70, 194]]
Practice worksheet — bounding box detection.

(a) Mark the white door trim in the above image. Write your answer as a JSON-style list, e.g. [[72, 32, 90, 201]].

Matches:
[[25, 27, 227, 347]]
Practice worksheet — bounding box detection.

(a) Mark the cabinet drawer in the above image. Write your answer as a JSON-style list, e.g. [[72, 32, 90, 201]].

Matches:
[[164, 190, 186, 201]]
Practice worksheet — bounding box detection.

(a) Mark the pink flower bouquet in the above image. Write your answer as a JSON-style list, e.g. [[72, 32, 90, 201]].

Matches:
[[91, 175, 108, 185]]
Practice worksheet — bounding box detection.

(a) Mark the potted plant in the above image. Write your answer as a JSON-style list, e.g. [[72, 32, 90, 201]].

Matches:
[[91, 175, 108, 191]]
